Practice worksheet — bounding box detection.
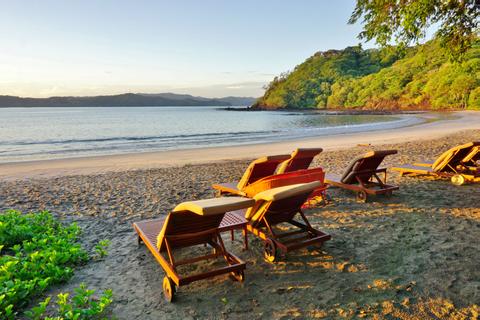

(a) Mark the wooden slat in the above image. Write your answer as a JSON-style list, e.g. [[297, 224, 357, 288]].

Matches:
[[286, 233, 331, 251], [179, 262, 245, 286]]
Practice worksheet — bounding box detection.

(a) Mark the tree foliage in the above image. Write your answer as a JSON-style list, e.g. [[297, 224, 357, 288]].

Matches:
[[257, 46, 401, 108], [349, 0, 480, 60], [255, 40, 480, 110]]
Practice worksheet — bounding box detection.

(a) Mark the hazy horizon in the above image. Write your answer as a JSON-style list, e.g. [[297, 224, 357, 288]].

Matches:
[[1, 1, 381, 98]]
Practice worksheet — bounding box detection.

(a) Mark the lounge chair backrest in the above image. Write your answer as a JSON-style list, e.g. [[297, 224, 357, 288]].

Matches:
[[245, 181, 320, 223], [432, 142, 477, 172], [237, 154, 290, 190], [242, 167, 325, 198], [159, 212, 224, 250], [157, 197, 254, 250], [460, 142, 480, 165], [340, 150, 397, 184], [276, 148, 323, 174]]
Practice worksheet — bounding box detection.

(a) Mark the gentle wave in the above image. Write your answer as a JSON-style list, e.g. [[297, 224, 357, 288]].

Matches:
[[1, 130, 281, 146]]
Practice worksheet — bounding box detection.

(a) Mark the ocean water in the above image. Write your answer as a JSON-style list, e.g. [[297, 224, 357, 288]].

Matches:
[[0, 106, 419, 163]]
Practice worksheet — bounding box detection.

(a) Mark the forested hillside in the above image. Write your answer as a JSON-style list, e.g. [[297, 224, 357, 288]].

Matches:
[[255, 40, 480, 110]]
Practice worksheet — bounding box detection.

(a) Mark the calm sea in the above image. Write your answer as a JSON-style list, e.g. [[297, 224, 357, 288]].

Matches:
[[0, 106, 418, 163]]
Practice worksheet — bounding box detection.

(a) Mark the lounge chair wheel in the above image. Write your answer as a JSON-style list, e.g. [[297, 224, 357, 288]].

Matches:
[[230, 270, 245, 282], [451, 174, 466, 186], [163, 276, 176, 302], [264, 239, 277, 263], [356, 190, 368, 203]]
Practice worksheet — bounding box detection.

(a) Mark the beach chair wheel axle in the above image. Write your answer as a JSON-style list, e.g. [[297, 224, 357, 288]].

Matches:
[[356, 190, 368, 203], [163, 276, 176, 303], [264, 239, 277, 263], [451, 174, 466, 186]]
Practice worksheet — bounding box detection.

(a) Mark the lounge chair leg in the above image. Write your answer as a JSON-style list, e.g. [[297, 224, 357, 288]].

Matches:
[[242, 228, 248, 251], [229, 270, 245, 282], [264, 239, 277, 263], [451, 174, 466, 186], [356, 190, 368, 203], [163, 276, 176, 303]]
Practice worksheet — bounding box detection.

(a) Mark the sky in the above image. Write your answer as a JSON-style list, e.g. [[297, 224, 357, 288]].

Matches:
[[1, 1, 375, 98]]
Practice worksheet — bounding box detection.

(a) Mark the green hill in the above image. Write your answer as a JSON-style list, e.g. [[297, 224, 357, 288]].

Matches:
[[255, 40, 480, 110]]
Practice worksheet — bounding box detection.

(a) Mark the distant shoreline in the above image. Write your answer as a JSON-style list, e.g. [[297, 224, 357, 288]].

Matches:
[[220, 106, 429, 115]]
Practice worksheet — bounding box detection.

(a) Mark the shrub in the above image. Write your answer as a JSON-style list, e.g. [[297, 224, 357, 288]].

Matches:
[[0, 210, 89, 318], [25, 283, 113, 320]]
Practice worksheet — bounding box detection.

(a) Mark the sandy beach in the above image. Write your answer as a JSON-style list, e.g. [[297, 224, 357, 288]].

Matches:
[[1, 114, 479, 318]]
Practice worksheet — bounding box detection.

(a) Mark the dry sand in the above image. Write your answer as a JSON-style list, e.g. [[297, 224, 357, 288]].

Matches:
[[2, 127, 479, 319]]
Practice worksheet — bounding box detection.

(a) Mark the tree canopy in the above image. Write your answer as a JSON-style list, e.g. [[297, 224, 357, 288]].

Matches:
[[349, 0, 479, 60], [254, 40, 480, 110]]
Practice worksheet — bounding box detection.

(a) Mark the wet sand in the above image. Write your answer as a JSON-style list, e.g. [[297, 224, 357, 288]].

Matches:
[[2, 129, 479, 319]]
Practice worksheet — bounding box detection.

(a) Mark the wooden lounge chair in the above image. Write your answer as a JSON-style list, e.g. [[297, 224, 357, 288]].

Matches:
[[276, 148, 323, 174], [212, 154, 290, 196], [241, 181, 331, 262], [392, 142, 480, 186], [133, 196, 255, 302], [325, 150, 399, 202], [413, 142, 480, 168]]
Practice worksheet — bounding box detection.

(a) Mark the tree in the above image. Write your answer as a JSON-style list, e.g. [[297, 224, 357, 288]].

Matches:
[[349, 0, 479, 60]]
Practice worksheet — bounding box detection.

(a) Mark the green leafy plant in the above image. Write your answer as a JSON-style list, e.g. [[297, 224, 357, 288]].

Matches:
[[25, 283, 113, 320], [94, 240, 111, 259], [0, 210, 89, 319]]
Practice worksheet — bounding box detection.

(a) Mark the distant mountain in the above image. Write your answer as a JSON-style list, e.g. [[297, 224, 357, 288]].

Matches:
[[0, 93, 257, 108]]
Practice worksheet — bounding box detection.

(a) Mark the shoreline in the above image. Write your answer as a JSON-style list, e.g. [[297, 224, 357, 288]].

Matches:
[[222, 106, 430, 114], [1, 110, 479, 181]]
